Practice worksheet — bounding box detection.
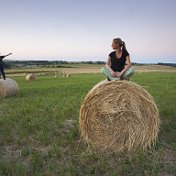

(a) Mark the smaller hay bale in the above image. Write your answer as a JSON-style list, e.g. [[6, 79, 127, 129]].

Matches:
[[79, 80, 160, 153], [25, 74, 36, 81], [0, 78, 19, 97], [63, 74, 71, 78], [0, 82, 5, 98]]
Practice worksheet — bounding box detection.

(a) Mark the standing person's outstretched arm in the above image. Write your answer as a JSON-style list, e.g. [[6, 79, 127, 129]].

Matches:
[[0, 53, 12, 60], [4, 53, 12, 57]]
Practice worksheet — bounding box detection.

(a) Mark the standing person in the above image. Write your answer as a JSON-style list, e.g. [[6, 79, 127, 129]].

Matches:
[[0, 53, 12, 80], [101, 38, 134, 81]]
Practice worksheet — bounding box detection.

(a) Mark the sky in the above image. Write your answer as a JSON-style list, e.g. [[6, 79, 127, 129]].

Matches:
[[0, 0, 176, 63]]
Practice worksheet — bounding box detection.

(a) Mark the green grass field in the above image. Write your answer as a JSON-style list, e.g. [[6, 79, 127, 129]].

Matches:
[[0, 72, 176, 176]]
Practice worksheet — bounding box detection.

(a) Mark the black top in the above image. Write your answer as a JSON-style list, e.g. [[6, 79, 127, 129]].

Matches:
[[0, 56, 5, 64], [109, 49, 129, 72]]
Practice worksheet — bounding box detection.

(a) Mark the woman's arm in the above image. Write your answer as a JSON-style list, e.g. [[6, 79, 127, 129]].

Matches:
[[1, 53, 12, 60], [119, 55, 132, 76], [4, 53, 12, 57], [105, 56, 117, 77]]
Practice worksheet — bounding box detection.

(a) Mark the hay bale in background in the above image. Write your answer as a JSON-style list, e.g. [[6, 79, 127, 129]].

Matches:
[[63, 74, 71, 78], [25, 74, 36, 81], [79, 80, 160, 153], [0, 78, 19, 98]]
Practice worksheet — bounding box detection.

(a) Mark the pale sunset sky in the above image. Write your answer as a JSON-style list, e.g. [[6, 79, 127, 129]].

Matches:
[[0, 0, 176, 63]]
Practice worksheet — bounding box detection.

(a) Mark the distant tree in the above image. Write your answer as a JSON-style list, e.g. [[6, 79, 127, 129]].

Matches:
[[96, 61, 106, 64], [157, 62, 176, 67]]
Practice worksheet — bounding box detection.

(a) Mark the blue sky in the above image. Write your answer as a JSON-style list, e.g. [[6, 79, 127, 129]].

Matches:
[[0, 0, 176, 63]]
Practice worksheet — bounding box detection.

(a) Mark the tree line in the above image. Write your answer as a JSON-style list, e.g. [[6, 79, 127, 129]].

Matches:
[[3, 60, 176, 68]]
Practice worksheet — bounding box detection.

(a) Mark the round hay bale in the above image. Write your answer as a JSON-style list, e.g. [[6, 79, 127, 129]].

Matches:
[[0, 82, 5, 98], [88, 80, 108, 94], [25, 74, 36, 81], [79, 80, 160, 153], [0, 78, 19, 97]]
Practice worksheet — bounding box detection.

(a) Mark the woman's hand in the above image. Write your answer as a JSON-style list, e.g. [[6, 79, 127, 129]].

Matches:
[[110, 71, 122, 78], [116, 73, 122, 78], [110, 70, 117, 77]]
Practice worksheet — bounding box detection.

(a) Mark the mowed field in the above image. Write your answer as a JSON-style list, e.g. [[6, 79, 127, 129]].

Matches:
[[4, 64, 176, 77], [0, 65, 176, 176]]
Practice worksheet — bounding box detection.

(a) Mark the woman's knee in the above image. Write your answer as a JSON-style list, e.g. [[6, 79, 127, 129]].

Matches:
[[122, 67, 135, 78], [100, 67, 105, 73], [129, 67, 135, 76], [100, 66, 108, 74]]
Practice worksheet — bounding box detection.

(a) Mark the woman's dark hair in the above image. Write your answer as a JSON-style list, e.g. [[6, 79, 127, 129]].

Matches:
[[113, 38, 128, 52]]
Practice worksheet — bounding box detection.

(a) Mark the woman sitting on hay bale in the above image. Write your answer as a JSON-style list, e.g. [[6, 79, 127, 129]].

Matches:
[[101, 38, 134, 81]]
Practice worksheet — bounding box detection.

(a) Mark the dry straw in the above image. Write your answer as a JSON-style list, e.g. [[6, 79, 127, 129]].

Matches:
[[0, 81, 5, 98], [0, 78, 19, 98], [25, 74, 36, 81], [79, 80, 160, 153]]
